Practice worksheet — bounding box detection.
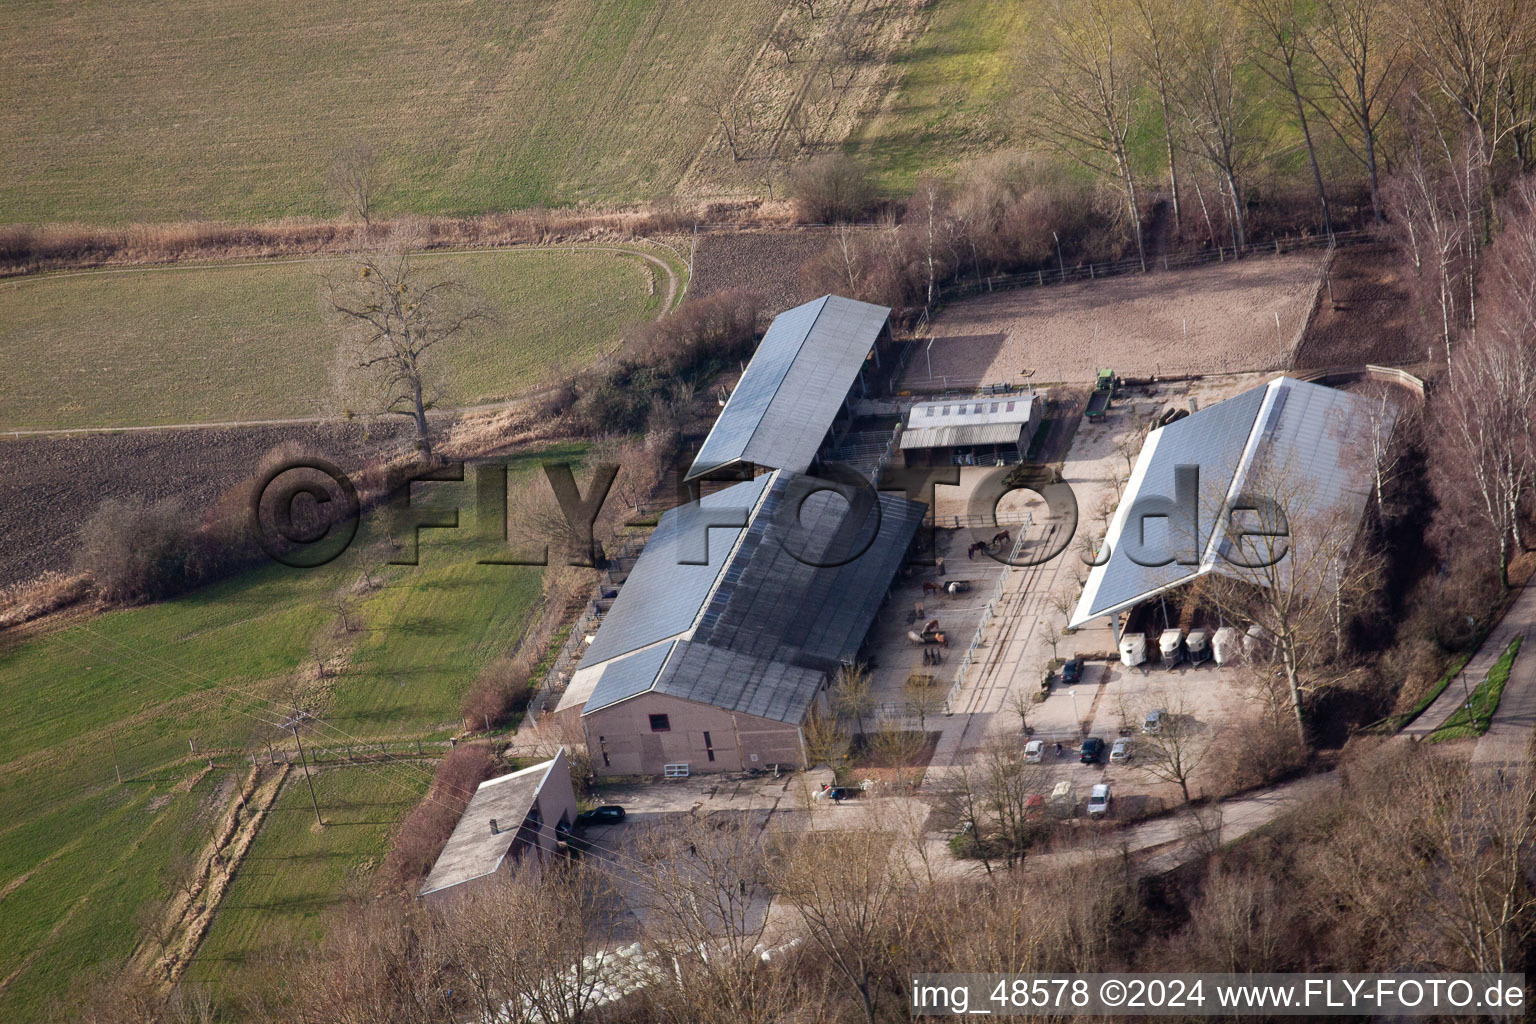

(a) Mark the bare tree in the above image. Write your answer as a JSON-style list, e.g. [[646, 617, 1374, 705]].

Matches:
[[768, 828, 921, 1024], [327, 140, 383, 227], [801, 706, 850, 768], [1385, 102, 1482, 368], [1430, 313, 1536, 588], [977, 740, 1054, 868], [1301, 0, 1405, 224], [1004, 685, 1036, 735], [902, 671, 945, 733], [770, 21, 802, 65], [434, 862, 621, 1024], [1203, 440, 1385, 741], [1237, 0, 1336, 235], [1172, 2, 1269, 250], [1130, 0, 1190, 236], [1023, 0, 1148, 267], [324, 221, 490, 462], [631, 814, 790, 1024], [832, 661, 876, 735], [1132, 685, 1213, 802], [1395, 0, 1536, 195], [1346, 748, 1536, 974]]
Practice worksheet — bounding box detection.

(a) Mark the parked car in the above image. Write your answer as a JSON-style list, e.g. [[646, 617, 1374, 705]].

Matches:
[[576, 805, 626, 826], [1079, 737, 1105, 764], [1061, 657, 1085, 685], [1087, 783, 1112, 817], [1024, 793, 1045, 817], [813, 785, 863, 801], [1143, 709, 1166, 734], [1023, 739, 1045, 763], [1110, 737, 1134, 764]]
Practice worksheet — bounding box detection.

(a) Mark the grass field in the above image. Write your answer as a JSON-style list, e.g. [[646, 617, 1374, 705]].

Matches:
[[0, 444, 577, 1018], [1429, 636, 1524, 742], [0, 0, 787, 224], [0, 772, 222, 1018], [844, 0, 1030, 194], [0, 249, 665, 431], [187, 766, 426, 1001]]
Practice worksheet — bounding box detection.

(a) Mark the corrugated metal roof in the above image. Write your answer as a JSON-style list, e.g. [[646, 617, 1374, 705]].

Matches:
[[571, 470, 925, 724], [907, 394, 1036, 427], [1070, 377, 1387, 627], [581, 641, 678, 715], [579, 475, 769, 666], [901, 423, 1027, 449], [687, 296, 890, 480]]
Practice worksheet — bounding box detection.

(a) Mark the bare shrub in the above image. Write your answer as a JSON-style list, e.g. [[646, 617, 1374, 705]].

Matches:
[[570, 287, 763, 436], [789, 154, 875, 223], [460, 655, 533, 730], [379, 744, 498, 892], [73, 497, 198, 605]]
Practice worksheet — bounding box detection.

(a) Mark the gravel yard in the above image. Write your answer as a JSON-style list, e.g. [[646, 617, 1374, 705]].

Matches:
[[906, 253, 1326, 390]]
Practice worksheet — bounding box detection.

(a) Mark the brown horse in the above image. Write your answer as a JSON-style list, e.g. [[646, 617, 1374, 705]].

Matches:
[[922, 581, 943, 596], [991, 529, 1012, 549]]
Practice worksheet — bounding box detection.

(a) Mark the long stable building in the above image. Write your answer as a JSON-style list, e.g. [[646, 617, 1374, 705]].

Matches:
[[556, 471, 924, 774], [557, 295, 923, 776], [687, 294, 894, 481]]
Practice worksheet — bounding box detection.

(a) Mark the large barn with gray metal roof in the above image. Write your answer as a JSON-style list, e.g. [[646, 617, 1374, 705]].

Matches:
[[556, 470, 924, 774], [555, 295, 923, 775], [1069, 375, 1391, 636], [686, 294, 894, 482]]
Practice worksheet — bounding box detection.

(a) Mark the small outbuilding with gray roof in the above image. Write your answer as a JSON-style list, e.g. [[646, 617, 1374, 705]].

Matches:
[[900, 392, 1042, 467], [419, 750, 578, 905]]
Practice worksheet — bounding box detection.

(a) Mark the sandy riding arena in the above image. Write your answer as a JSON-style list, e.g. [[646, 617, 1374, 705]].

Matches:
[[905, 252, 1326, 389]]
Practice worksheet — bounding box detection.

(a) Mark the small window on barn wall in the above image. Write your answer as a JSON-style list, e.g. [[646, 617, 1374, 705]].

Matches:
[[649, 714, 671, 733], [1006, 401, 1016, 411]]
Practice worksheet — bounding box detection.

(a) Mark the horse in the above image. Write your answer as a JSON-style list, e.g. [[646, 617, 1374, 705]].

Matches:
[[991, 529, 1012, 549], [967, 540, 988, 559], [922, 581, 943, 596]]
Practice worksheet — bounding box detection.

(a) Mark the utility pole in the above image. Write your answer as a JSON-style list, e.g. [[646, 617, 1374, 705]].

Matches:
[[110, 732, 122, 785], [281, 712, 323, 827]]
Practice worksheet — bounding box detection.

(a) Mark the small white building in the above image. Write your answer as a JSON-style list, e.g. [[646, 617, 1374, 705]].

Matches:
[[419, 750, 579, 905], [899, 392, 1041, 467]]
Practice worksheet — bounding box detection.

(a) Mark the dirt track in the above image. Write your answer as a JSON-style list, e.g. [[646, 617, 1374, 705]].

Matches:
[[906, 253, 1326, 389]]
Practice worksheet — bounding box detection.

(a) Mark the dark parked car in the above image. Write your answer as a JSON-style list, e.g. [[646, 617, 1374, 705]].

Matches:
[[1061, 658, 1085, 685], [576, 805, 626, 826], [814, 785, 864, 802], [1079, 737, 1105, 764]]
